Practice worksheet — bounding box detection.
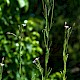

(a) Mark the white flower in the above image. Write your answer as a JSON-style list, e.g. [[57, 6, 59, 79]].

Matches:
[[65, 22, 67, 25], [64, 25, 69, 29], [22, 24, 26, 27], [0, 63, 4, 67], [64, 22, 69, 29], [35, 57, 39, 61]]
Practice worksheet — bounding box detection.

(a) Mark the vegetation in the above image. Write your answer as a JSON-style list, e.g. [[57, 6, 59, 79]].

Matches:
[[0, 0, 80, 80]]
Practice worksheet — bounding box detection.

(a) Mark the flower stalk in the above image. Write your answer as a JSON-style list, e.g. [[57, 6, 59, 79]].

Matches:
[[42, 0, 54, 79], [0, 57, 4, 80], [33, 58, 44, 80], [7, 24, 24, 80], [63, 22, 72, 80]]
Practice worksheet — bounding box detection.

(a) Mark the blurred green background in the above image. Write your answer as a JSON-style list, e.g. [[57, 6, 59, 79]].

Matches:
[[0, 0, 80, 80]]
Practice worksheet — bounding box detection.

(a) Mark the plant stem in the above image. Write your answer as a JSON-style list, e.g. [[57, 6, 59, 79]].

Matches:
[[18, 25, 23, 79], [45, 4, 48, 79], [0, 58, 4, 80], [0, 66, 2, 80], [42, 0, 54, 79], [19, 41, 22, 78], [63, 26, 72, 80]]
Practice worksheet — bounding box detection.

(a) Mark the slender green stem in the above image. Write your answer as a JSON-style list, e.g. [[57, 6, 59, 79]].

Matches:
[[19, 41, 22, 78], [63, 26, 72, 80], [50, 0, 54, 29], [63, 30, 67, 80], [42, 74, 44, 80], [18, 25, 23, 79], [45, 4, 48, 79], [34, 59, 43, 80], [42, 0, 54, 79], [0, 58, 4, 80], [0, 66, 2, 80]]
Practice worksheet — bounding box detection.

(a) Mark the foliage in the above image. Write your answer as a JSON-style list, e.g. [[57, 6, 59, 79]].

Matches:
[[0, 0, 44, 80]]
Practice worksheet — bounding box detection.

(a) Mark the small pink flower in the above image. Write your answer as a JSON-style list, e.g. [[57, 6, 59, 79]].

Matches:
[[33, 57, 39, 63]]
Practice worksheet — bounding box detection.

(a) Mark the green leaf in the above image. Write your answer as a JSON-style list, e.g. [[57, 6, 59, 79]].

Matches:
[[6, 0, 10, 6], [17, 0, 29, 12], [17, 0, 25, 8], [24, 0, 29, 12]]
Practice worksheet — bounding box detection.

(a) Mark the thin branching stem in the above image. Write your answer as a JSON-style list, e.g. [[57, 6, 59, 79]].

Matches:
[[19, 40, 22, 78], [42, 0, 54, 79], [50, 0, 54, 29], [63, 26, 72, 80], [18, 25, 23, 79]]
